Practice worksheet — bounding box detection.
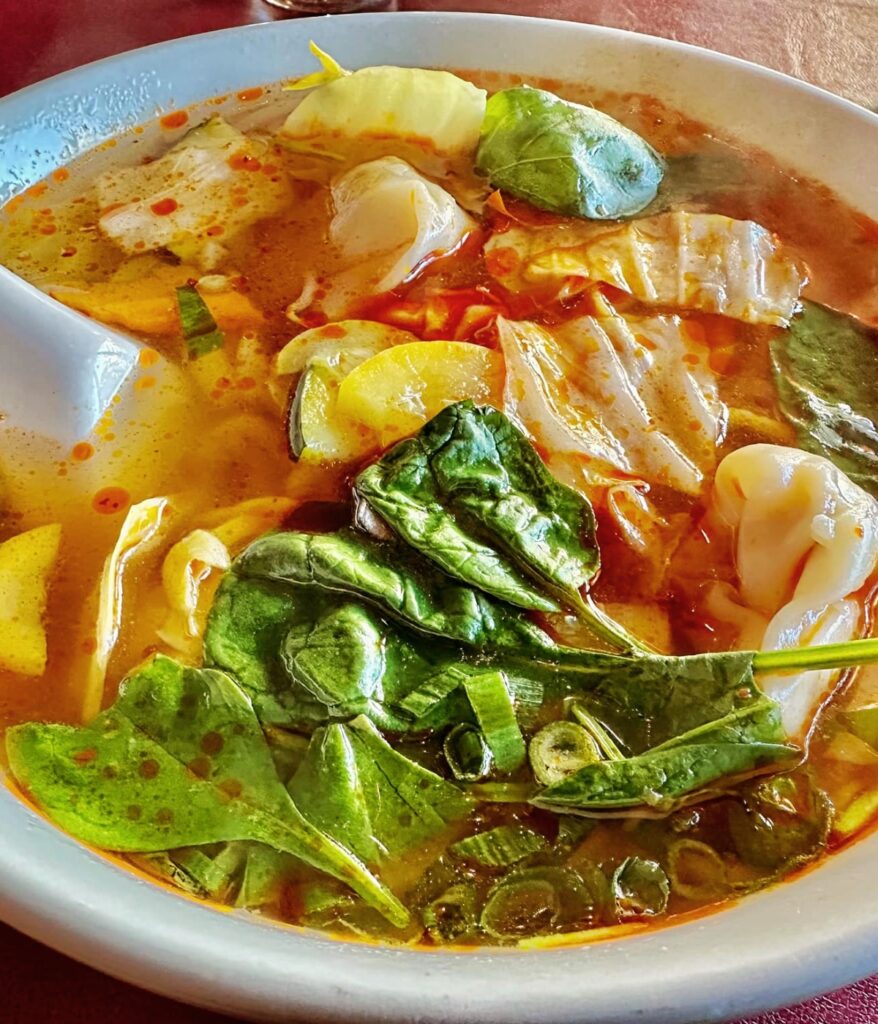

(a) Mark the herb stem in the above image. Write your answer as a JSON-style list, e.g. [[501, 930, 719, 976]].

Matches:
[[753, 637, 878, 673], [578, 594, 654, 655]]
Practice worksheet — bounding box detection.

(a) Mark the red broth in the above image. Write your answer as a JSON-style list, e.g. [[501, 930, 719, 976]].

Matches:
[[2, 71, 878, 947]]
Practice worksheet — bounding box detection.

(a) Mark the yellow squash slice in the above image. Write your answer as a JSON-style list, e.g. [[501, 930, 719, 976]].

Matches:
[[0, 523, 62, 676], [336, 340, 504, 445]]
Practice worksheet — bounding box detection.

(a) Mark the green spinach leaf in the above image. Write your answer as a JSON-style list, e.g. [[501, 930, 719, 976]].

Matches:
[[203, 574, 330, 729], [279, 599, 473, 732], [5, 654, 407, 925], [532, 677, 798, 814], [288, 715, 471, 866], [235, 527, 562, 656], [356, 401, 597, 612], [771, 300, 878, 494], [531, 736, 797, 813], [570, 649, 766, 754], [476, 86, 664, 220], [450, 824, 546, 867]]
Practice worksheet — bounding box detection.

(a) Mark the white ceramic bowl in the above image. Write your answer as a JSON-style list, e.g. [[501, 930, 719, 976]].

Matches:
[[2, 13, 878, 1022]]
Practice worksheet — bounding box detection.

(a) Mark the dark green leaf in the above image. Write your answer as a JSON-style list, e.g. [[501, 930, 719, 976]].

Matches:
[[279, 597, 473, 732], [771, 300, 878, 494], [356, 402, 642, 652], [612, 857, 669, 918], [176, 284, 224, 358], [476, 86, 663, 220], [235, 527, 561, 656], [569, 649, 764, 755], [5, 654, 406, 925], [533, 713, 797, 814], [287, 715, 471, 867], [355, 402, 597, 612], [203, 574, 331, 729]]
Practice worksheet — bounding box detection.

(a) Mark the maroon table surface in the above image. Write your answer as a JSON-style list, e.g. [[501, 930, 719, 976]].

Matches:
[[2, 1, 878, 1021]]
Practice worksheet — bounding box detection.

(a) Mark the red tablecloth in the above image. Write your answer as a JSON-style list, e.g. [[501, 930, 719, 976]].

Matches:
[[2, 2, 877, 1021]]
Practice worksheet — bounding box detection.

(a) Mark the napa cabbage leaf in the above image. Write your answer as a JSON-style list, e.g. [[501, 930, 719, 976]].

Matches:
[[485, 211, 805, 325], [282, 42, 486, 173]]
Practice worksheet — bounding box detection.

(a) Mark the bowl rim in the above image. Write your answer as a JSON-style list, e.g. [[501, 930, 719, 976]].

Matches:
[[2, 12, 878, 1023]]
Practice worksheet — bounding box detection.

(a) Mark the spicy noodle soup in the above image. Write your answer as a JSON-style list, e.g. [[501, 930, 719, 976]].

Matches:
[[2, 47, 878, 948]]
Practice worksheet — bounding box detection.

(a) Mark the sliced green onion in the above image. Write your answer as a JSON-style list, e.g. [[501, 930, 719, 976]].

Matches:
[[528, 721, 600, 786], [398, 669, 466, 720], [480, 877, 560, 939], [666, 839, 729, 901], [130, 851, 209, 897], [450, 824, 546, 867], [176, 284, 225, 358], [299, 880, 357, 926], [555, 815, 595, 850], [612, 857, 669, 919], [235, 846, 291, 909], [463, 671, 526, 775], [567, 700, 625, 761], [443, 723, 492, 782], [480, 865, 598, 940], [173, 843, 246, 900], [422, 883, 478, 944]]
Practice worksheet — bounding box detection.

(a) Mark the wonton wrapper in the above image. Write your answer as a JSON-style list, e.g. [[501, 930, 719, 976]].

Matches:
[[323, 157, 474, 315], [498, 307, 724, 497]]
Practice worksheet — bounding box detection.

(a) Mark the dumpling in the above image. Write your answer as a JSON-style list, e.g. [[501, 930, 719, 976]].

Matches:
[[712, 444, 878, 738], [324, 157, 474, 314], [485, 211, 806, 325], [97, 117, 291, 270], [498, 303, 724, 496]]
